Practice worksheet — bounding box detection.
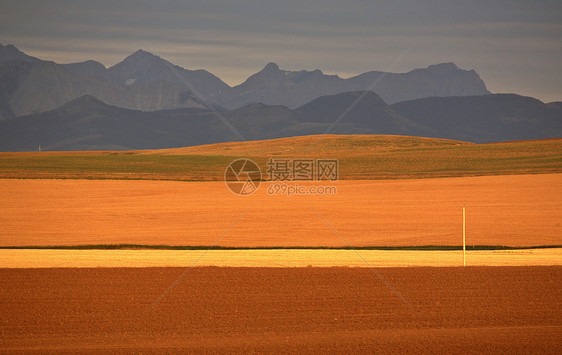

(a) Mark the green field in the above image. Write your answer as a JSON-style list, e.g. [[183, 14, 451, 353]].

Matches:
[[1, 135, 561, 180]]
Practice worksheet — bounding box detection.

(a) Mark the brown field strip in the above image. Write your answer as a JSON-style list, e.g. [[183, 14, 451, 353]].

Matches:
[[1, 267, 560, 352], [0, 248, 560, 268], [1, 174, 561, 248]]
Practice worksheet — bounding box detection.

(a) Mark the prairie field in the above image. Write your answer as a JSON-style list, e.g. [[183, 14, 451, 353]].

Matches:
[[0, 135, 561, 180], [1, 135, 561, 352], [0, 248, 560, 268], [1, 174, 560, 248], [1, 267, 560, 353]]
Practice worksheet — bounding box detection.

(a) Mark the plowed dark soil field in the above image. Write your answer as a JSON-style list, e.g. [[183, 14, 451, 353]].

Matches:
[[1, 267, 560, 353]]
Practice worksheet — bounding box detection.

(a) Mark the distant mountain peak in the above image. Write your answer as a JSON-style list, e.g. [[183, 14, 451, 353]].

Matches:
[[115, 49, 160, 66], [421, 62, 466, 77], [235, 62, 286, 89], [51, 95, 117, 116], [427, 62, 460, 71], [0, 43, 41, 63], [107, 49, 168, 84], [300, 91, 388, 111], [262, 62, 280, 72], [130, 49, 156, 58], [58, 95, 107, 108], [62, 60, 107, 72], [82, 59, 105, 66]]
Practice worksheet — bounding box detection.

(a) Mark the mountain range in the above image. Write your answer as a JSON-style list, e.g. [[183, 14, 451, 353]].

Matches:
[[0, 43, 560, 151], [0, 43, 489, 119], [1, 91, 560, 151]]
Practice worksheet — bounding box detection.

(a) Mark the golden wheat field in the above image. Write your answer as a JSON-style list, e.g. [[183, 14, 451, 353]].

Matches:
[[1, 174, 560, 248], [0, 248, 560, 268]]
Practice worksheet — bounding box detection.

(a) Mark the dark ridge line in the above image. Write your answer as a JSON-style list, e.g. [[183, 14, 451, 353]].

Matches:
[[0, 245, 560, 251]]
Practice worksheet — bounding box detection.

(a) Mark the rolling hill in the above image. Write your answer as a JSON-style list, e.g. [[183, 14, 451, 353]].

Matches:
[[1, 135, 560, 181]]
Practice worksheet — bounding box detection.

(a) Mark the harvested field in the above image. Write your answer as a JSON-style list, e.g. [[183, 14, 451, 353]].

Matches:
[[0, 248, 560, 268], [1, 267, 560, 353], [1, 174, 561, 247]]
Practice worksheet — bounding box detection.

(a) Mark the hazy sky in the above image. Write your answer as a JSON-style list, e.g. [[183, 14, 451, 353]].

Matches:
[[1, 0, 561, 102]]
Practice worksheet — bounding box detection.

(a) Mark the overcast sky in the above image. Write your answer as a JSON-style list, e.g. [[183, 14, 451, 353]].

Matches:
[[1, 0, 561, 102]]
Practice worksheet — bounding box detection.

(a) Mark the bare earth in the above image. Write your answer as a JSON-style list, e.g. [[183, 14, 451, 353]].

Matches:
[[1, 267, 560, 353], [1, 174, 561, 247]]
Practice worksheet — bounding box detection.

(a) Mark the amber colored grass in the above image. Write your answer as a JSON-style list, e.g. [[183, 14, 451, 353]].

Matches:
[[1, 174, 560, 248], [0, 248, 560, 268]]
